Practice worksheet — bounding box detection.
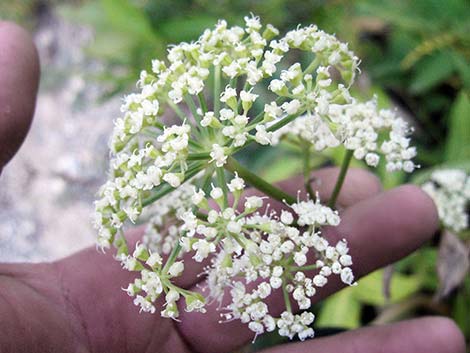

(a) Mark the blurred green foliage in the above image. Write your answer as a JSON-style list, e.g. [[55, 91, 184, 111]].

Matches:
[[0, 1, 38, 26], [4, 0, 469, 347]]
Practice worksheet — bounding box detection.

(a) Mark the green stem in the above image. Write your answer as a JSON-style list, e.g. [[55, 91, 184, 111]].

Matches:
[[237, 79, 251, 113], [328, 149, 354, 208], [216, 167, 229, 208], [224, 156, 296, 205], [167, 100, 186, 121], [184, 94, 202, 127], [187, 152, 210, 161], [199, 165, 214, 188], [198, 92, 208, 113], [266, 112, 303, 133], [188, 139, 203, 149], [153, 121, 164, 130], [195, 211, 208, 221], [230, 233, 246, 249], [214, 65, 221, 116], [162, 241, 182, 273], [303, 56, 321, 75], [282, 282, 292, 313], [303, 144, 315, 200], [142, 162, 205, 206], [231, 110, 304, 157]]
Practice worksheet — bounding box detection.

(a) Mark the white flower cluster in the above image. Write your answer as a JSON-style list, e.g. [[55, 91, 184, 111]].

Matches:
[[269, 98, 417, 172], [93, 15, 364, 250], [120, 172, 355, 339], [121, 243, 205, 318], [93, 123, 192, 249], [142, 182, 195, 255], [422, 169, 470, 233], [212, 207, 355, 340], [92, 15, 416, 342]]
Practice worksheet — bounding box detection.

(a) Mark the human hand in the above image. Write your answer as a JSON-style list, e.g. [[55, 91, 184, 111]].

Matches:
[[0, 22, 465, 353]]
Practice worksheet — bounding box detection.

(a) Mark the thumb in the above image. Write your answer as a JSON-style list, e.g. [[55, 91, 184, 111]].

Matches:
[[0, 21, 40, 173]]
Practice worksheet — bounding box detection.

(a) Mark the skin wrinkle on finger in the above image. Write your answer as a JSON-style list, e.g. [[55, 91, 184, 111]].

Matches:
[[175, 185, 439, 353], [260, 317, 466, 353], [0, 21, 39, 172], [0, 263, 90, 353]]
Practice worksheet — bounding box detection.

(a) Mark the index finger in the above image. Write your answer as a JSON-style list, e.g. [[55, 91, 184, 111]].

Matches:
[[260, 317, 465, 353]]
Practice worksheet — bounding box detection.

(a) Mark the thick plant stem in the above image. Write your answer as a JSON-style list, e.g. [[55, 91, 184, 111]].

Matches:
[[225, 156, 296, 205], [328, 149, 353, 208]]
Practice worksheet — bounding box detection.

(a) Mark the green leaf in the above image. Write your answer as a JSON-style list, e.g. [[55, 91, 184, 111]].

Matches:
[[451, 52, 470, 89], [158, 15, 221, 43], [316, 288, 361, 329], [444, 91, 470, 162], [352, 270, 421, 306], [260, 153, 303, 183], [380, 167, 405, 190], [59, 0, 162, 63], [101, 0, 156, 42], [356, 2, 435, 33], [410, 51, 455, 94], [452, 277, 470, 338], [86, 30, 137, 60]]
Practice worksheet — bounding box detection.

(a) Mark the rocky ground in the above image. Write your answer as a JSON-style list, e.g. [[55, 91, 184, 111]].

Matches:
[[0, 11, 120, 262]]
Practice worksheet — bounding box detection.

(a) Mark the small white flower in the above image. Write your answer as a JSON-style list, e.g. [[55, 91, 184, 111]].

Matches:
[[210, 144, 227, 167], [192, 188, 206, 206], [313, 275, 327, 287], [340, 267, 355, 285], [227, 220, 242, 234], [163, 173, 182, 188], [228, 173, 245, 192], [168, 261, 185, 277], [192, 239, 216, 262], [281, 99, 301, 115], [294, 252, 307, 266], [280, 210, 294, 225], [255, 125, 273, 145], [244, 196, 263, 210], [134, 295, 156, 314], [210, 186, 224, 200], [270, 276, 282, 289], [146, 253, 163, 267]]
